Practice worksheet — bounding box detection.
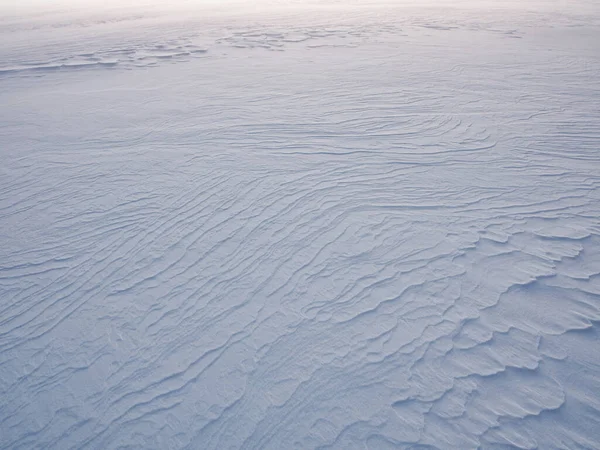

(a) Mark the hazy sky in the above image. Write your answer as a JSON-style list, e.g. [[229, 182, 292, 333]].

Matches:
[[2, 0, 594, 24], [2, 0, 581, 12]]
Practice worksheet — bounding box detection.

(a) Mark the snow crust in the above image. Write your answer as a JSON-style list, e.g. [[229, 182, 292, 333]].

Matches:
[[1, 1, 599, 448]]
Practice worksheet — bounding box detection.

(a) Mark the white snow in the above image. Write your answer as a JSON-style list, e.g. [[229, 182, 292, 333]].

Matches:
[[1, 1, 599, 449]]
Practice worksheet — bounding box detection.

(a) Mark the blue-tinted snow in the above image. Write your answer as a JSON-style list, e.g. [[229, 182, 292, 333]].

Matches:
[[1, 1, 599, 449]]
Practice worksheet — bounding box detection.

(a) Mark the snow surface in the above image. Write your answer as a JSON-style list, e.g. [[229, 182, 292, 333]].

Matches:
[[1, 1, 600, 449]]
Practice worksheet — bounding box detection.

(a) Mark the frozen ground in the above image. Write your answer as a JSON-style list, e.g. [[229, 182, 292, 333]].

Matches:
[[1, 1, 600, 448]]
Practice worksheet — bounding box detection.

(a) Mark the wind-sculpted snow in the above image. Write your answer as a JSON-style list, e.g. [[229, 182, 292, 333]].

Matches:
[[1, 1, 600, 449]]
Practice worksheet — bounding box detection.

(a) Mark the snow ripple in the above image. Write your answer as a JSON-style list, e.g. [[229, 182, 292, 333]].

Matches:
[[1, 1, 600, 449]]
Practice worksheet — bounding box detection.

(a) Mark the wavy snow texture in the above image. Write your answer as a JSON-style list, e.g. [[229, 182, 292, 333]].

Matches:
[[1, 1, 600, 449]]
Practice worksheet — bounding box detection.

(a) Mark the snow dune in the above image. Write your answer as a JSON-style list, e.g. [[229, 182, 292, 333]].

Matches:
[[1, 1, 599, 448]]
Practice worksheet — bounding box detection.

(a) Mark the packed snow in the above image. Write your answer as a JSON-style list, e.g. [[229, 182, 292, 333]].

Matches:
[[1, 0, 599, 448]]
